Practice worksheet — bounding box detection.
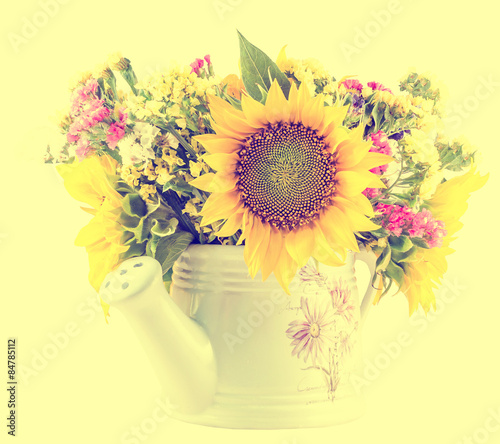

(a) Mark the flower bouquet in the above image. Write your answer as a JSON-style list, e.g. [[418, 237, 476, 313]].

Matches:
[[46, 32, 487, 322]]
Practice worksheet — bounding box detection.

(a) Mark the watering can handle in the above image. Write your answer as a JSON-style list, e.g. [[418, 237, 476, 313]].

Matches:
[[355, 247, 379, 324]]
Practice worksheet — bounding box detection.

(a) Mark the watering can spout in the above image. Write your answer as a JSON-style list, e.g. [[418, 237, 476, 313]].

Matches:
[[100, 256, 217, 414]]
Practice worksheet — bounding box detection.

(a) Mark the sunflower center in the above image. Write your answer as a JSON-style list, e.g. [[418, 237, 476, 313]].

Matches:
[[309, 322, 321, 338], [237, 123, 336, 230]]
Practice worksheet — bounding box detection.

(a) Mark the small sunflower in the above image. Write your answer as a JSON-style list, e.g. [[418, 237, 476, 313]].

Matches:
[[191, 81, 392, 290], [399, 165, 488, 314]]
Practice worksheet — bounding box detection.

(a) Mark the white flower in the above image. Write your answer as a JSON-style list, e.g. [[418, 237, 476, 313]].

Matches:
[[405, 129, 439, 165], [117, 123, 159, 165], [420, 163, 444, 200]]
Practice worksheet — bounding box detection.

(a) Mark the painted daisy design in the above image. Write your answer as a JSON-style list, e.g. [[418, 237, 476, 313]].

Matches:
[[190, 80, 392, 291], [286, 296, 337, 365]]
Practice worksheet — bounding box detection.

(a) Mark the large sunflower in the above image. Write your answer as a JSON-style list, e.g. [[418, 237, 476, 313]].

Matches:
[[191, 81, 392, 290]]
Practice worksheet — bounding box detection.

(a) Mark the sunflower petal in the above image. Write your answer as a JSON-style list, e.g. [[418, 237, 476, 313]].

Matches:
[[215, 210, 244, 237], [194, 134, 242, 154], [200, 190, 242, 225], [321, 105, 349, 132], [311, 224, 345, 266], [261, 227, 284, 281], [288, 83, 300, 123], [265, 80, 290, 124], [241, 93, 268, 127], [317, 206, 359, 252], [336, 170, 376, 197], [301, 93, 325, 130], [352, 152, 394, 172], [244, 215, 265, 274], [274, 246, 298, 293], [203, 153, 240, 173], [285, 225, 314, 268], [251, 222, 271, 278], [335, 129, 373, 169]]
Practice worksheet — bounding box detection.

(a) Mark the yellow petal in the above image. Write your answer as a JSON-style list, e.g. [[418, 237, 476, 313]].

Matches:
[[285, 225, 314, 268], [321, 105, 349, 132], [350, 152, 394, 172], [296, 82, 311, 121], [215, 210, 244, 237], [336, 170, 375, 197], [335, 129, 372, 169], [203, 152, 240, 173], [261, 227, 284, 281], [211, 118, 247, 140], [265, 80, 290, 124], [317, 206, 359, 252], [243, 215, 265, 274], [189, 172, 216, 191], [324, 125, 349, 152], [251, 222, 271, 278], [194, 134, 243, 154], [311, 224, 345, 266], [200, 190, 242, 225], [276, 45, 288, 70], [301, 93, 325, 130], [273, 246, 298, 293], [288, 83, 300, 123], [338, 203, 380, 232], [190, 172, 238, 193], [241, 93, 268, 128], [334, 193, 374, 217]]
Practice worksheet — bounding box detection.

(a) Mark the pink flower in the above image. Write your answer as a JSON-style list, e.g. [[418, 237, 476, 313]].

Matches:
[[363, 187, 382, 199], [340, 78, 363, 93], [106, 107, 128, 149], [368, 81, 392, 93], [190, 58, 205, 74], [329, 279, 355, 323], [75, 137, 90, 160], [298, 264, 327, 286], [375, 203, 447, 247], [106, 124, 125, 149], [286, 296, 337, 364], [204, 54, 211, 66], [368, 130, 392, 175]]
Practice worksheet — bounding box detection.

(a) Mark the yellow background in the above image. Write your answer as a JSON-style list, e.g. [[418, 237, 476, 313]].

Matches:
[[1, 0, 499, 443]]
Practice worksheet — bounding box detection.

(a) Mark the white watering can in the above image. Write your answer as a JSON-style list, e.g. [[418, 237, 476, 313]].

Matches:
[[100, 244, 377, 429]]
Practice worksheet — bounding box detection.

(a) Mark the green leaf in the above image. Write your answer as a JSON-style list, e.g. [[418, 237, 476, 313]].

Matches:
[[154, 232, 194, 275], [389, 235, 413, 253], [122, 193, 147, 218], [163, 178, 194, 196], [411, 237, 430, 249], [375, 244, 392, 273], [386, 260, 405, 288], [372, 102, 385, 132], [120, 240, 147, 260], [391, 245, 418, 263], [120, 212, 141, 230], [162, 268, 174, 293], [150, 218, 178, 237], [237, 31, 290, 102], [129, 218, 150, 244]]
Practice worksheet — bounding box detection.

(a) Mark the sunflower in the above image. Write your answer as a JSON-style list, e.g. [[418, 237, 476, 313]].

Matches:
[[57, 155, 129, 319], [190, 80, 392, 290], [398, 165, 488, 314]]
